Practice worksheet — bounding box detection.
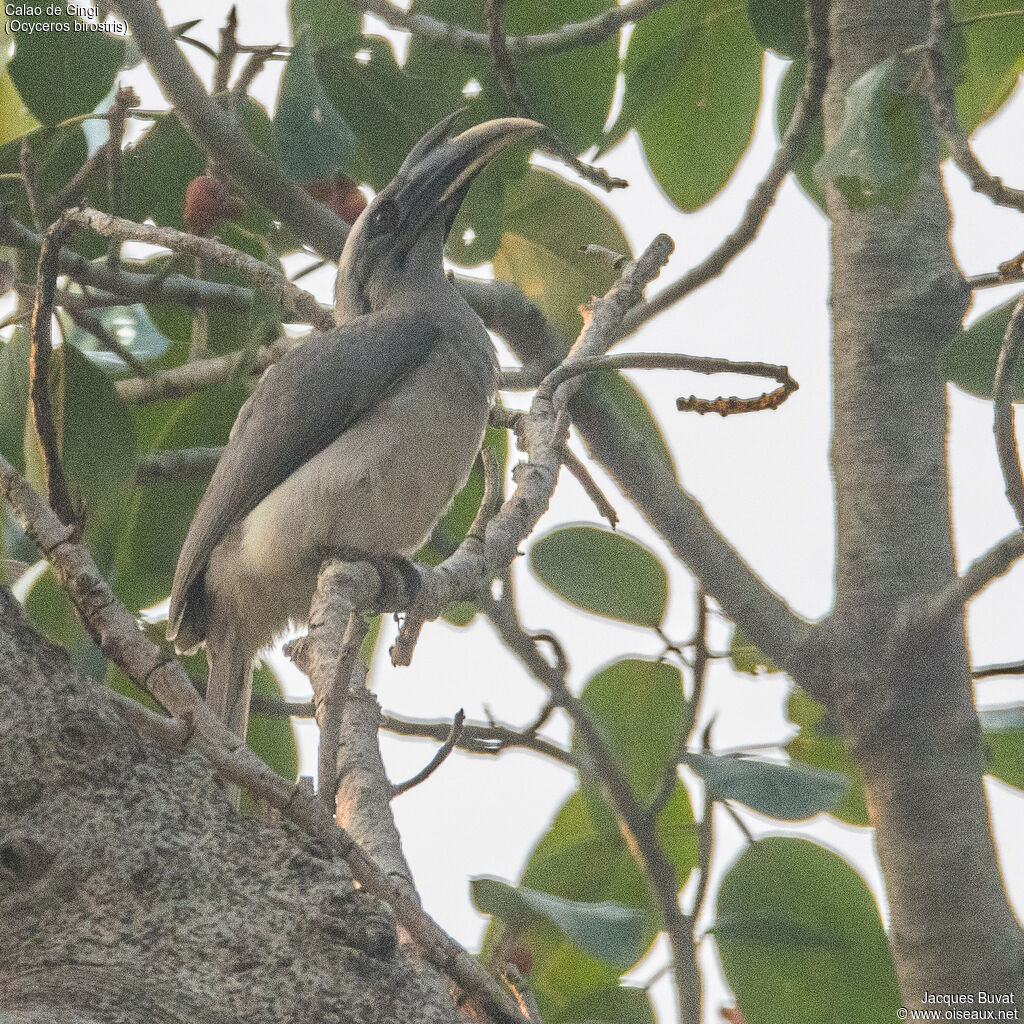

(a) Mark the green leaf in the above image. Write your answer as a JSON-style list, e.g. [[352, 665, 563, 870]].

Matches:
[[314, 38, 451, 193], [0, 328, 31, 473], [8, 12, 124, 126], [275, 31, 355, 184], [24, 567, 105, 677], [123, 115, 206, 231], [715, 838, 901, 1024], [747, 0, 806, 58], [531, 527, 667, 628], [406, 0, 618, 156], [814, 53, 925, 211], [290, 0, 361, 48], [498, 783, 695, 1010], [980, 705, 1024, 789], [683, 750, 848, 821], [0, 126, 89, 229], [493, 169, 631, 343], [0, 70, 39, 146], [579, 658, 684, 802], [113, 383, 248, 613], [611, 0, 762, 211], [950, 0, 1024, 132], [730, 626, 782, 674], [23, 343, 138, 570], [472, 878, 645, 971], [776, 59, 825, 210], [550, 985, 654, 1024], [940, 297, 1024, 400], [785, 690, 868, 825]]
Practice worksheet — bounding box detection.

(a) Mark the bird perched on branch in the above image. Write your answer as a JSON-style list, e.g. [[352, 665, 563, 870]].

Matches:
[[168, 114, 540, 752]]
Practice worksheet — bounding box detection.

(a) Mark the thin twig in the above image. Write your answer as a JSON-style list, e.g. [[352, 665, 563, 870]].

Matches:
[[925, 0, 1024, 213], [391, 709, 467, 798], [972, 660, 1024, 679], [136, 446, 222, 485], [482, 583, 701, 1020], [558, 444, 618, 526], [214, 6, 239, 94], [19, 139, 42, 231], [118, 336, 296, 404], [615, 0, 830, 337], [65, 306, 151, 376], [382, 711, 575, 766], [0, 210, 253, 315], [538, 351, 799, 415], [992, 293, 1024, 530], [908, 531, 1024, 635], [61, 208, 335, 331], [481, 0, 626, 191], [29, 220, 77, 528]]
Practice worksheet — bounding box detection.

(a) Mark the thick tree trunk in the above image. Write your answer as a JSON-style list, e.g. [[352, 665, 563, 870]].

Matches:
[[0, 587, 459, 1024], [823, 0, 1024, 1005]]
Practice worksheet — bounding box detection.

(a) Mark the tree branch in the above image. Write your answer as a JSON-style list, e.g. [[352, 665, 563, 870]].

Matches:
[[0, 210, 252, 314], [62, 208, 335, 331], [992, 293, 1024, 530], [29, 220, 77, 529], [480, 584, 702, 1021], [354, 0, 672, 56], [925, 0, 1024, 213], [390, 709, 466, 798], [108, 0, 351, 260]]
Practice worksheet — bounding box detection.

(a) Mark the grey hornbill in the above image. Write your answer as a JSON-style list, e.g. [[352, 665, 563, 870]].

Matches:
[[168, 114, 541, 747]]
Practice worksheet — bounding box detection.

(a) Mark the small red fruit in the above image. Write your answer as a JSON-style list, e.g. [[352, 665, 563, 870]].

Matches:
[[305, 173, 368, 224], [183, 175, 243, 236], [506, 944, 533, 975]]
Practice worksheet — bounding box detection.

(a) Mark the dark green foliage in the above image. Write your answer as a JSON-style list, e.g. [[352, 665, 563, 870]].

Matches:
[[715, 839, 902, 1023]]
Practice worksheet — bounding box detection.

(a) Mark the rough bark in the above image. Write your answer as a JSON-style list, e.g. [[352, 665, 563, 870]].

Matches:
[[822, 0, 1024, 1005], [0, 587, 461, 1024]]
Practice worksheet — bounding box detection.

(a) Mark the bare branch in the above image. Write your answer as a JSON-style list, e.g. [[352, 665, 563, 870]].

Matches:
[[29, 220, 77, 529], [65, 306, 150, 376], [558, 445, 618, 527], [286, 581, 370, 807], [136, 446, 222, 485], [538, 350, 799, 415], [0, 210, 252, 314], [972, 660, 1024, 679], [391, 709, 466, 798], [480, 583, 702, 1020], [910, 531, 1024, 635], [382, 711, 576, 766], [483, 0, 626, 193], [354, 0, 672, 56], [992, 293, 1024, 530], [926, 0, 1024, 213], [61, 208, 335, 331], [117, 335, 296, 404]]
